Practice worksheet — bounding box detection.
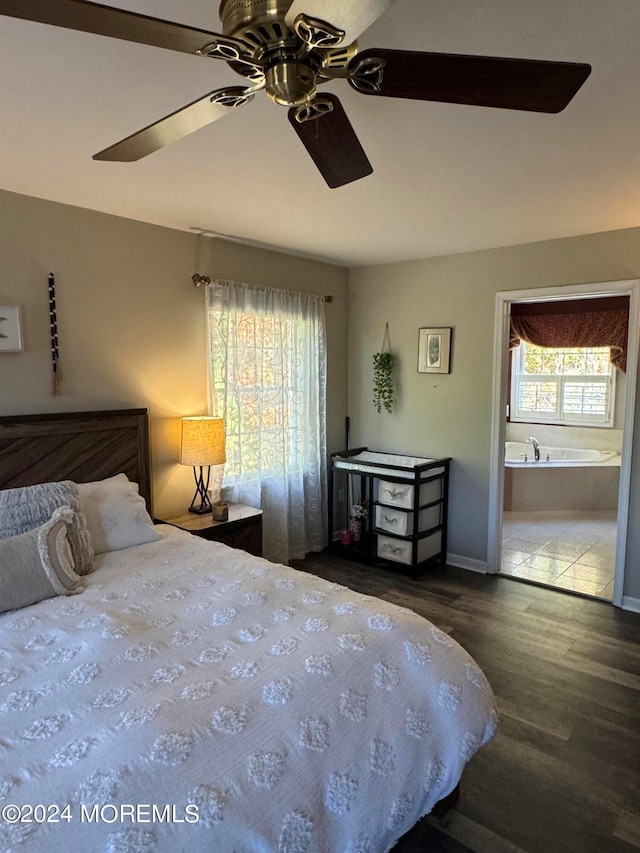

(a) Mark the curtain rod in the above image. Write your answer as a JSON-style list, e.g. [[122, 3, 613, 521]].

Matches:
[[191, 274, 333, 303]]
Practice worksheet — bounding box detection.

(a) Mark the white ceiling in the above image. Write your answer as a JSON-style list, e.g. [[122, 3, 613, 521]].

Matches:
[[1, 0, 639, 267]]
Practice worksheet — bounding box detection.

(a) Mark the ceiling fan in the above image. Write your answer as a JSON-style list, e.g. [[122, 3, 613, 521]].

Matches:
[[0, 0, 591, 188]]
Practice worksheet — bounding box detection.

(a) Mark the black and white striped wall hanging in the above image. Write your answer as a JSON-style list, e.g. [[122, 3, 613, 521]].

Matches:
[[48, 273, 62, 395]]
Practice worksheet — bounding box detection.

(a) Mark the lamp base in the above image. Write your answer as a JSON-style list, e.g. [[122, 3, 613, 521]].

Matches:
[[189, 503, 212, 516], [188, 465, 212, 515]]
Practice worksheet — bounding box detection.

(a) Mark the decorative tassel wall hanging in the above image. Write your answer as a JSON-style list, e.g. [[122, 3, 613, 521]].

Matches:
[[48, 273, 62, 395], [191, 231, 212, 287]]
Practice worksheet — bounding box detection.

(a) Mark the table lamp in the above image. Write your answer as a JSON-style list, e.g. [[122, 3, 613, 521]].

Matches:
[[180, 417, 226, 515]]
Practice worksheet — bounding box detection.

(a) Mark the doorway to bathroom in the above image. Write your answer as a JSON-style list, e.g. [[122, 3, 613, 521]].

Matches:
[[487, 280, 640, 607]]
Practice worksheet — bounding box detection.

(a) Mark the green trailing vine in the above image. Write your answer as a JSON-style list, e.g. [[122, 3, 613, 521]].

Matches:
[[373, 351, 393, 413]]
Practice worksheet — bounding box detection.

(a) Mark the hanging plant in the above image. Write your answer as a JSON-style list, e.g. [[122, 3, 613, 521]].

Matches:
[[373, 352, 393, 413], [373, 323, 394, 413]]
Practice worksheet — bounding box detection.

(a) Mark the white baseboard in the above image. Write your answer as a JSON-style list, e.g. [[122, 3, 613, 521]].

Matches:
[[446, 554, 488, 574], [621, 596, 640, 614]]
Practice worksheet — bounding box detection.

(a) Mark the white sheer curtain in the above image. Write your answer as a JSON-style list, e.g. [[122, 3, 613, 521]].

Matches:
[[207, 280, 327, 563]]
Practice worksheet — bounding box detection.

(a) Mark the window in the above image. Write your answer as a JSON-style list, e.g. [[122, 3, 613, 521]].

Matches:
[[510, 341, 615, 427], [206, 280, 327, 564], [209, 311, 308, 478]]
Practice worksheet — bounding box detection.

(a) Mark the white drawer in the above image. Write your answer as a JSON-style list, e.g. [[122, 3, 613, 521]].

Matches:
[[375, 504, 440, 536], [377, 532, 442, 565], [378, 476, 443, 510]]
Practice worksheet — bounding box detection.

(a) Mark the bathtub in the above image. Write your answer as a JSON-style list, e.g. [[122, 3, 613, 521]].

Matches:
[[505, 441, 621, 467], [504, 441, 621, 511]]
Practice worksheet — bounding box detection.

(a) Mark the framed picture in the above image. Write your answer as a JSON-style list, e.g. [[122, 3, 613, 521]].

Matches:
[[0, 305, 23, 352], [417, 327, 452, 374]]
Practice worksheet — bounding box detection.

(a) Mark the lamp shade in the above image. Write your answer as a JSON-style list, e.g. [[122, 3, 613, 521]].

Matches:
[[179, 417, 226, 467]]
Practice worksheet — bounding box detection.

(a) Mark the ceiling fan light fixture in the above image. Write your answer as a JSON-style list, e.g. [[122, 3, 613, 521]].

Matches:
[[265, 60, 317, 106]]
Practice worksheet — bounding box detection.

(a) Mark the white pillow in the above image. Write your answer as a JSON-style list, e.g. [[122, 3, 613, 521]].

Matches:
[[77, 474, 164, 554], [0, 506, 83, 613]]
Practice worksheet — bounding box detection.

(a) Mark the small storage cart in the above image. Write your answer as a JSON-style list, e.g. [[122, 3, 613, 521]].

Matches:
[[328, 448, 451, 573]]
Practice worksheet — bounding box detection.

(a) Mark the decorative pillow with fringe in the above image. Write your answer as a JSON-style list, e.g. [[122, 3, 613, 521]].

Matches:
[[0, 480, 94, 575], [0, 506, 83, 613]]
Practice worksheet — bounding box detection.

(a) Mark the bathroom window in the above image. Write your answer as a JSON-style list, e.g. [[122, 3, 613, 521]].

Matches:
[[510, 342, 615, 427]]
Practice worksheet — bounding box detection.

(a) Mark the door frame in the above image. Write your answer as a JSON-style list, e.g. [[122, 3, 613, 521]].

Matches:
[[487, 279, 640, 608]]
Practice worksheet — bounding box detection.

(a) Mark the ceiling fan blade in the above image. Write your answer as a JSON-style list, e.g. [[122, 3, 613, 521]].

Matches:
[[288, 94, 372, 189], [285, 0, 396, 46], [93, 88, 255, 162], [0, 0, 231, 56], [349, 49, 591, 113]]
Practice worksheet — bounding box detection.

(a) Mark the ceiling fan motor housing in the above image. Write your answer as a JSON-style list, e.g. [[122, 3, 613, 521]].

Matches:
[[219, 0, 292, 50], [219, 0, 323, 106]]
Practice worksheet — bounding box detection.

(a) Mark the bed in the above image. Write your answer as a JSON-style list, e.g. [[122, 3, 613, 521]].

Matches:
[[0, 410, 498, 853]]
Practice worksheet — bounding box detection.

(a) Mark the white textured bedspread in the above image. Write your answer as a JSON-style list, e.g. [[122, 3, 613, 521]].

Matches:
[[0, 527, 497, 853]]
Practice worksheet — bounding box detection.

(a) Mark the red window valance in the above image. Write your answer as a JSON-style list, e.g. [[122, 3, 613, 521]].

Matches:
[[509, 296, 630, 372]]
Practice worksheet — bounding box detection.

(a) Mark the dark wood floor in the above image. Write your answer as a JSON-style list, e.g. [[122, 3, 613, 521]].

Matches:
[[290, 552, 640, 853]]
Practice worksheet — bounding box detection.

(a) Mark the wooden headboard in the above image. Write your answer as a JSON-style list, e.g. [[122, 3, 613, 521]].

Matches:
[[0, 409, 152, 514]]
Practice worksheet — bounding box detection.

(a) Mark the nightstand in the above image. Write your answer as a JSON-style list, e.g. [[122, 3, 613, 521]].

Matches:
[[156, 503, 263, 557]]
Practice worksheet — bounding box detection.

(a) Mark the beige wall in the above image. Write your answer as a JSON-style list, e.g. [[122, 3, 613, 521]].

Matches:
[[0, 189, 348, 516], [3, 185, 639, 600], [348, 227, 640, 600]]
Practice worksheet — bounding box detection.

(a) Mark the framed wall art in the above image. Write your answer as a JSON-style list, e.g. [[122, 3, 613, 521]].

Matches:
[[417, 327, 452, 374], [0, 305, 23, 352]]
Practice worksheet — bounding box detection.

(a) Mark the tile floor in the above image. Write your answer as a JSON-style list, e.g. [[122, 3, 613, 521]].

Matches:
[[500, 509, 617, 599]]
